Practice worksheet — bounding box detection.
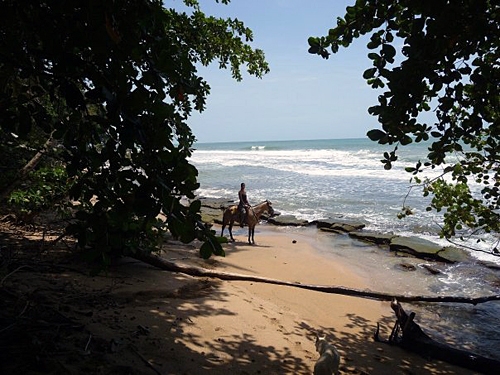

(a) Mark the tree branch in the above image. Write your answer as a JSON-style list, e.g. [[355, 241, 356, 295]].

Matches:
[[377, 299, 500, 374], [132, 252, 500, 305], [0, 132, 57, 202]]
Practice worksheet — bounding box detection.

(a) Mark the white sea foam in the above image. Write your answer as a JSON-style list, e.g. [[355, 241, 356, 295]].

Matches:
[[192, 139, 500, 359], [191, 139, 500, 260], [190, 148, 416, 181]]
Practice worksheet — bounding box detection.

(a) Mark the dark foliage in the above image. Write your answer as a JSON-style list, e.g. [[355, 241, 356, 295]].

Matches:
[[310, 0, 500, 250], [0, 0, 269, 263]]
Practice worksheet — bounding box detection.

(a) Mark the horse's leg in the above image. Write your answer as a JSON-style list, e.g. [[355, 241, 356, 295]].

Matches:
[[221, 223, 225, 237], [229, 221, 235, 242], [248, 225, 256, 244]]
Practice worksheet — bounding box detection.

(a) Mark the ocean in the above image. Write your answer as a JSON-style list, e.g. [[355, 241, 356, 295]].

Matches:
[[191, 138, 497, 256], [190, 137, 500, 362]]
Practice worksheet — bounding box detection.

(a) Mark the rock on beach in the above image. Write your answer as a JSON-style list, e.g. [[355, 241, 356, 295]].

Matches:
[[197, 197, 472, 265]]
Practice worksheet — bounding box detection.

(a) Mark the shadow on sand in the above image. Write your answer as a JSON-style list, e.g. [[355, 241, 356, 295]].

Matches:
[[0, 232, 479, 375]]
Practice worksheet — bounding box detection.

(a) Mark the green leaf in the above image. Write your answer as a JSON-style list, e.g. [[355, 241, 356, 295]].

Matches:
[[367, 129, 386, 141], [439, 97, 454, 111], [308, 45, 320, 54], [363, 68, 377, 79], [381, 44, 396, 62], [367, 41, 378, 49], [189, 199, 201, 214], [307, 37, 320, 47], [400, 135, 413, 145], [217, 236, 228, 244], [200, 241, 213, 259]]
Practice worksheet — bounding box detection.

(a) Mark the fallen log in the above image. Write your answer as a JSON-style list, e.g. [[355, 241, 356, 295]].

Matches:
[[135, 253, 500, 372], [374, 299, 500, 374], [132, 252, 500, 305]]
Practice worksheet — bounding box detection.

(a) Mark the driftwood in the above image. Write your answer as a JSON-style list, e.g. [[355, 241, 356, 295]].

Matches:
[[132, 252, 500, 305], [374, 299, 500, 374], [134, 253, 500, 372]]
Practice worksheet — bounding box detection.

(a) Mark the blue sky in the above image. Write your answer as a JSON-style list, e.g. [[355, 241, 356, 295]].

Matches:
[[187, 0, 379, 143]]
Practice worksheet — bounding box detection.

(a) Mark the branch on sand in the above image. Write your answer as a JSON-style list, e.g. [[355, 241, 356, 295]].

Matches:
[[374, 299, 500, 374], [133, 253, 500, 373], [132, 252, 500, 305]]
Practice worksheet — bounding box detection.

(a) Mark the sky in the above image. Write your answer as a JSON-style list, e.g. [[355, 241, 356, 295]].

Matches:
[[186, 0, 379, 143]]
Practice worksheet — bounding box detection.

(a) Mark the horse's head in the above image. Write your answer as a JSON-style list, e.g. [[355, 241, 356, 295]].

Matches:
[[265, 200, 275, 216]]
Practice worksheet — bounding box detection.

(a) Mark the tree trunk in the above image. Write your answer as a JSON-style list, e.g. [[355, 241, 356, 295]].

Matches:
[[0, 135, 57, 202], [132, 252, 500, 305], [374, 299, 500, 374], [133, 253, 500, 373]]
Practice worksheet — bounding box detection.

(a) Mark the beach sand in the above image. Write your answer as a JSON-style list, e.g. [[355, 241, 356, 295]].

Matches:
[[1, 223, 479, 374], [160, 226, 475, 375]]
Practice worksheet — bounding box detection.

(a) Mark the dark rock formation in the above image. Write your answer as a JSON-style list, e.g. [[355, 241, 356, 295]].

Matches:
[[196, 197, 234, 225], [316, 218, 366, 234], [396, 262, 417, 271], [197, 197, 478, 267], [267, 215, 310, 226], [390, 236, 471, 263], [349, 231, 397, 245], [420, 263, 443, 275]]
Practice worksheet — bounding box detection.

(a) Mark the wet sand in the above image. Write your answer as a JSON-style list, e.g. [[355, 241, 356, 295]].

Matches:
[[163, 225, 478, 374]]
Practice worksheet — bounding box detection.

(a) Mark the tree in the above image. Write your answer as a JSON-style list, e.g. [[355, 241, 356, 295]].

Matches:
[[0, 0, 269, 264], [309, 0, 500, 252]]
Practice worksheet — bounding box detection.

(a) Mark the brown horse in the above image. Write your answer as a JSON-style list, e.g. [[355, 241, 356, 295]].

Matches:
[[221, 200, 274, 244]]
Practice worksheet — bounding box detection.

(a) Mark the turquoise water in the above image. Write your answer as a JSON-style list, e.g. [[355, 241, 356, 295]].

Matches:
[[190, 137, 500, 362]]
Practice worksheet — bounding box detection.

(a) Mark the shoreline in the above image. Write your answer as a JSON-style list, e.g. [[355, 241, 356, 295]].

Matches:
[[0, 219, 484, 374], [167, 224, 478, 374]]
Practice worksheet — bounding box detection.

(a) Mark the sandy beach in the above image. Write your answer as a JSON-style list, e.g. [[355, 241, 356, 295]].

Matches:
[[157, 226, 476, 375], [1, 223, 481, 374]]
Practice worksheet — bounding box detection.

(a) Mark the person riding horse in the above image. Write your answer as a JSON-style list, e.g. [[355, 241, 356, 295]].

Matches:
[[238, 182, 250, 227], [221, 200, 274, 244]]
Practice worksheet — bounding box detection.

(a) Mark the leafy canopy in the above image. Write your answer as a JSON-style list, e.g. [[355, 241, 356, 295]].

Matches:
[[309, 0, 500, 251], [0, 0, 269, 263]]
